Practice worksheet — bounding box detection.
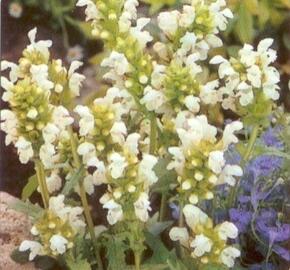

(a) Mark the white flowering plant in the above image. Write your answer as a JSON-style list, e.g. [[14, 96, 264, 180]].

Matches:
[[2, 0, 290, 269]]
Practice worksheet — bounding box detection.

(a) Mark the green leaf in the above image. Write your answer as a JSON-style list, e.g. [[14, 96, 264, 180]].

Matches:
[[152, 158, 177, 194], [62, 165, 85, 195], [166, 258, 189, 270], [200, 264, 227, 270], [105, 235, 128, 270], [21, 174, 38, 201], [66, 257, 91, 270], [146, 213, 173, 236], [236, 2, 254, 43], [10, 248, 30, 264], [145, 232, 177, 265], [9, 199, 43, 220], [34, 256, 59, 270]]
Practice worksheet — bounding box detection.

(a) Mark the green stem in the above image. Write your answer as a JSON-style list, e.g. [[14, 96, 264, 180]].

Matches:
[[177, 200, 184, 259], [68, 128, 104, 270], [35, 159, 49, 208], [159, 193, 167, 222], [228, 124, 259, 208], [149, 114, 158, 155], [134, 252, 141, 270]]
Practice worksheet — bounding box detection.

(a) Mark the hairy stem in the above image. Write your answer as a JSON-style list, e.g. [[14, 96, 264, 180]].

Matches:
[[35, 159, 49, 208]]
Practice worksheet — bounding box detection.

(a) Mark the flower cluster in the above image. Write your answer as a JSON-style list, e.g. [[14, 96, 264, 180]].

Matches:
[[19, 195, 85, 260], [210, 39, 280, 123], [170, 205, 240, 268], [167, 115, 243, 204]]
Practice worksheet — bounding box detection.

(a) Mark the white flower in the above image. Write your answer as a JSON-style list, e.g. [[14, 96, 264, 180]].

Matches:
[[138, 154, 158, 186], [1, 60, 19, 83], [9, 2, 23, 18], [200, 80, 221, 105], [15, 137, 34, 164], [49, 235, 68, 255], [103, 199, 123, 225], [217, 221, 238, 240], [30, 64, 54, 91], [222, 121, 243, 148], [183, 204, 209, 228], [184, 95, 200, 113], [177, 115, 217, 149], [49, 195, 68, 217], [19, 240, 43, 261], [52, 106, 74, 130], [179, 32, 197, 55], [0, 109, 18, 145], [140, 86, 166, 112], [239, 88, 254, 106], [110, 121, 127, 145], [134, 192, 151, 222], [151, 63, 166, 89], [219, 165, 243, 186], [247, 65, 261, 88], [108, 153, 128, 179], [220, 247, 241, 268], [210, 0, 233, 32], [74, 105, 95, 136], [27, 28, 52, 61], [68, 61, 85, 97], [158, 11, 180, 36], [179, 5, 195, 28], [167, 147, 185, 175], [68, 206, 86, 230], [124, 133, 141, 156], [130, 18, 153, 49], [208, 151, 225, 174], [190, 234, 213, 257], [169, 227, 189, 247], [77, 142, 97, 166], [185, 53, 202, 75], [49, 195, 85, 230], [263, 85, 280, 101], [93, 160, 107, 185], [46, 170, 62, 194], [119, 0, 139, 32], [76, 0, 99, 21], [101, 51, 130, 76], [40, 143, 57, 169]]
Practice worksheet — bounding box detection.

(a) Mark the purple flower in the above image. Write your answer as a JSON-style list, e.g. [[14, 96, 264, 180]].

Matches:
[[249, 263, 275, 270], [229, 208, 252, 233], [273, 245, 290, 261], [261, 127, 284, 149], [246, 155, 283, 179], [256, 209, 290, 243], [169, 202, 179, 220]]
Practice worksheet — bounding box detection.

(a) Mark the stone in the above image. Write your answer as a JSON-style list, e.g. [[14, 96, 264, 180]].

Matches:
[[0, 192, 36, 270]]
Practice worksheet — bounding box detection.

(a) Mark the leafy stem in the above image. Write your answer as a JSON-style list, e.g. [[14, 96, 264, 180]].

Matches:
[[68, 127, 104, 270]]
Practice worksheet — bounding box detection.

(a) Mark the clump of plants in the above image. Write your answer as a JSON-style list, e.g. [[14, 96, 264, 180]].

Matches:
[[1, 0, 290, 269]]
